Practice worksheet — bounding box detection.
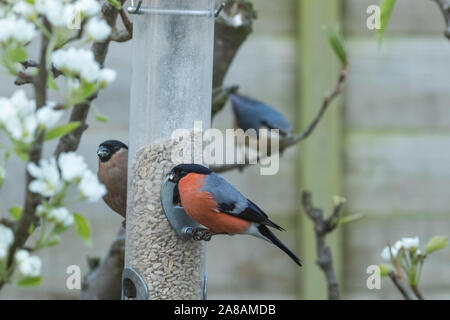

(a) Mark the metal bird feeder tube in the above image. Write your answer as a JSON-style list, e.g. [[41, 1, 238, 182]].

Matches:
[[124, 0, 214, 300]]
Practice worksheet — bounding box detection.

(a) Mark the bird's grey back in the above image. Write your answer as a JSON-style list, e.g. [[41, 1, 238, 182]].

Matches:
[[230, 93, 292, 136]]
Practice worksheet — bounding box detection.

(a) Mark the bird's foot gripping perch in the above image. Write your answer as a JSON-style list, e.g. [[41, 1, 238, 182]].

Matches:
[[191, 227, 213, 242]]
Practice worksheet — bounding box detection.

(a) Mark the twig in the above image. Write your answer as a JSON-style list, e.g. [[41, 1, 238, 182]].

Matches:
[[301, 191, 341, 300], [211, 68, 347, 173], [119, 8, 133, 37], [56, 19, 87, 49], [110, 29, 132, 43], [411, 284, 425, 300], [431, 0, 450, 40], [0, 218, 14, 229], [14, 72, 34, 86], [388, 271, 414, 300], [15, 59, 63, 86]]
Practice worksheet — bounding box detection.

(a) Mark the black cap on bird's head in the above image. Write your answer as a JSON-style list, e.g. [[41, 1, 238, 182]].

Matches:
[[97, 140, 128, 162], [167, 163, 212, 183]]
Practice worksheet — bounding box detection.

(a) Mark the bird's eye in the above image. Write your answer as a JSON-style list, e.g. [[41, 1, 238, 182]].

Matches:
[[114, 146, 120, 151]]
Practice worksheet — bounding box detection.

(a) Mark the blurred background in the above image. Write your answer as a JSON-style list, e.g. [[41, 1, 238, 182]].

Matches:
[[1, 0, 450, 299]]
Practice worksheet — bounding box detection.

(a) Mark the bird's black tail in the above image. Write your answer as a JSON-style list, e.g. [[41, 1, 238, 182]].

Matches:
[[257, 225, 302, 267]]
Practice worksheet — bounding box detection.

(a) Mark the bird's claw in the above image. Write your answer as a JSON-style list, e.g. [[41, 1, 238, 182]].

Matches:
[[192, 228, 212, 242]]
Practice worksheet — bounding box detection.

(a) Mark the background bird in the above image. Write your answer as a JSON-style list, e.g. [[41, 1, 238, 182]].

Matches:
[[230, 92, 293, 137], [168, 163, 302, 267], [97, 140, 128, 218], [229, 92, 293, 157]]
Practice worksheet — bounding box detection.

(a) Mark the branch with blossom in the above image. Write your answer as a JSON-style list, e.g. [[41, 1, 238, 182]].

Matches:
[[379, 235, 448, 299], [0, 0, 118, 290]]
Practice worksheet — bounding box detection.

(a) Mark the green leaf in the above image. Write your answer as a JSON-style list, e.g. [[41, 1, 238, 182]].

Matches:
[[95, 114, 109, 123], [324, 25, 347, 67], [379, 264, 394, 277], [81, 82, 97, 99], [46, 235, 61, 247], [338, 213, 364, 226], [8, 45, 27, 63], [17, 277, 42, 287], [107, 0, 122, 10], [44, 122, 81, 141], [425, 236, 448, 254], [47, 74, 59, 90], [13, 142, 30, 161], [377, 0, 397, 45], [9, 206, 23, 220], [73, 213, 92, 247]]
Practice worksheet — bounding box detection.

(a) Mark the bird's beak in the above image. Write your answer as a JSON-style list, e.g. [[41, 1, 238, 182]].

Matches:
[[167, 169, 175, 182], [97, 145, 109, 159]]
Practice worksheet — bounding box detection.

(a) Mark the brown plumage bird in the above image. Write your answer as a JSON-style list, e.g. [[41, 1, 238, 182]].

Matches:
[[97, 140, 128, 218]]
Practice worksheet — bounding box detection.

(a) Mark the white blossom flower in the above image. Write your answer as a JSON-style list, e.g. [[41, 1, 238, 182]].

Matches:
[[401, 237, 420, 250], [36, 103, 63, 128], [12, 2, 35, 18], [52, 48, 100, 82], [15, 250, 41, 278], [79, 170, 106, 202], [86, 17, 111, 41], [0, 16, 35, 43], [98, 68, 116, 85], [0, 97, 20, 137], [0, 225, 14, 259], [0, 90, 41, 143], [75, 0, 101, 17], [48, 207, 74, 227], [27, 157, 62, 197], [58, 152, 88, 181], [381, 241, 403, 261], [36, 204, 46, 218], [35, 0, 75, 27], [10, 90, 36, 118], [15, 249, 30, 264]]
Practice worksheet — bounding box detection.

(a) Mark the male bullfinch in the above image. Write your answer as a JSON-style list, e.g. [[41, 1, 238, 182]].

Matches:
[[168, 163, 302, 267], [97, 140, 128, 218]]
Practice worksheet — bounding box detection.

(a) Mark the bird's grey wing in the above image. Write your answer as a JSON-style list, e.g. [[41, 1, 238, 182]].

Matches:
[[201, 173, 280, 227]]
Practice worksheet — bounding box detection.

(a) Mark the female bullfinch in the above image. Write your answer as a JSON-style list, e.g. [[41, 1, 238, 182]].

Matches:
[[168, 163, 302, 267], [97, 140, 128, 218]]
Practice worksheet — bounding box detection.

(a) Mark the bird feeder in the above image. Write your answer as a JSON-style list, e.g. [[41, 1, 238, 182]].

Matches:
[[123, 0, 217, 300]]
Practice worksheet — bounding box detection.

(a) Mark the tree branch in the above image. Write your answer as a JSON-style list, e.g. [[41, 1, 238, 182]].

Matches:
[[211, 0, 256, 117], [388, 271, 414, 300], [79, 226, 125, 300], [411, 284, 425, 300], [119, 8, 133, 37], [211, 68, 347, 173], [0, 19, 51, 291], [431, 0, 450, 40], [301, 191, 341, 300]]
